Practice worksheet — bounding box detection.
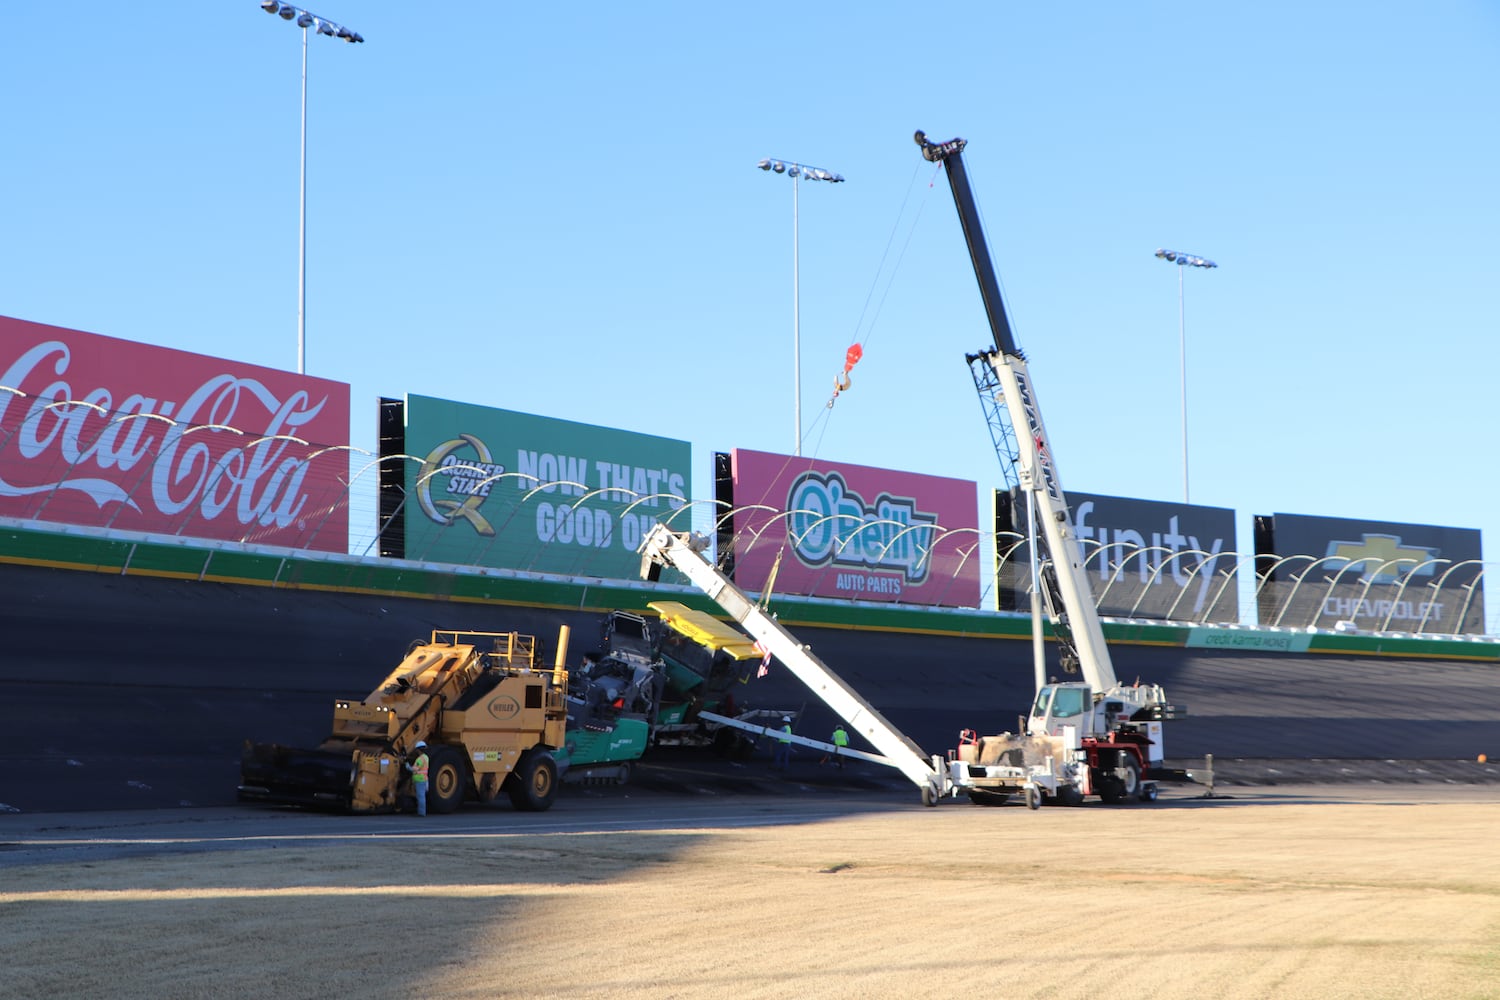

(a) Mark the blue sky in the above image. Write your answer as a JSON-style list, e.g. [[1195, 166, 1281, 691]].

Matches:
[[1, 3, 1496, 611]]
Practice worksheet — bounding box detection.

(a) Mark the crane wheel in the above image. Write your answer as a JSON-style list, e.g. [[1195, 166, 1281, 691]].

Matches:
[[1100, 756, 1141, 805], [508, 748, 558, 812], [427, 746, 468, 814]]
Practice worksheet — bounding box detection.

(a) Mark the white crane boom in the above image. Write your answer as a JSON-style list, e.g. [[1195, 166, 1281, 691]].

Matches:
[[638, 525, 948, 805]]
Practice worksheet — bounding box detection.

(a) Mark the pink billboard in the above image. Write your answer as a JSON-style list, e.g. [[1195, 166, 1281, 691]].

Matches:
[[0, 315, 351, 552], [723, 448, 981, 607]]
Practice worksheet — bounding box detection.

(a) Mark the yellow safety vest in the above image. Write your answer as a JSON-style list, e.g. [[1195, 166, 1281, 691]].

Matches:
[[779, 724, 792, 743], [833, 728, 849, 747], [411, 752, 429, 782]]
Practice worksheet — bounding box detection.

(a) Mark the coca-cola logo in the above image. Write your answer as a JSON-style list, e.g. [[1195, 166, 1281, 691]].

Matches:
[[0, 338, 336, 537]]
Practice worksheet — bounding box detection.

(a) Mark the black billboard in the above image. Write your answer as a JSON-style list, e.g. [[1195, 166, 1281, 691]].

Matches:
[[995, 489, 1240, 623], [1254, 512, 1485, 634]]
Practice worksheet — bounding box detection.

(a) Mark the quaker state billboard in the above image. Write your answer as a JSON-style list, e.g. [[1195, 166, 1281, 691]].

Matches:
[[717, 448, 981, 607], [393, 394, 691, 579], [1255, 512, 1485, 634], [0, 314, 351, 552]]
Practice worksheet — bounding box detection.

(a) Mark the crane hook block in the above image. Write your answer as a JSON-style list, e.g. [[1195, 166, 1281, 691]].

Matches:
[[829, 344, 862, 407]]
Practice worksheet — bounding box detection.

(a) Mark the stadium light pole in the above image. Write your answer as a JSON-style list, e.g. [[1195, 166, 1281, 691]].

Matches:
[[258, 2, 364, 374], [1154, 248, 1217, 504], [756, 158, 845, 456]]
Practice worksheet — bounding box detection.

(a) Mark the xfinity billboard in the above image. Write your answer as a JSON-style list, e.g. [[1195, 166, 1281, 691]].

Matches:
[[995, 489, 1239, 622], [390, 394, 691, 580], [1254, 512, 1484, 634]]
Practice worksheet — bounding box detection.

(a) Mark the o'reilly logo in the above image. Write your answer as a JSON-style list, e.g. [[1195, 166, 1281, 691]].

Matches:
[[785, 470, 936, 584]]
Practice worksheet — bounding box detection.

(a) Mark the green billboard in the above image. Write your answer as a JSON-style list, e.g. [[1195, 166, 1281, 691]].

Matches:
[[400, 395, 692, 579]]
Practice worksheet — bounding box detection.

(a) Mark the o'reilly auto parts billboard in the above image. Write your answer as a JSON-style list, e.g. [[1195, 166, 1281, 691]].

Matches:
[[995, 489, 1239, 622], [0, 314, 351, 552], [1255, 512, 1484, 633], [717, 448, 980, 607], [390, 394, 691, 579]]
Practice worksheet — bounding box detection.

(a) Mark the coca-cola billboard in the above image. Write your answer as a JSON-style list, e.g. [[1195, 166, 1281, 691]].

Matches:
[[0, 315, 351, 552]]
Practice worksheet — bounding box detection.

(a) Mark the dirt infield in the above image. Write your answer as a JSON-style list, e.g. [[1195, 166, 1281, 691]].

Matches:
[[3, 786, 1499, 999]]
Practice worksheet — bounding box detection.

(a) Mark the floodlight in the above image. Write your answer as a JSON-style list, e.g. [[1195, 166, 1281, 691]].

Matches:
[[754, 155, 847, 455]]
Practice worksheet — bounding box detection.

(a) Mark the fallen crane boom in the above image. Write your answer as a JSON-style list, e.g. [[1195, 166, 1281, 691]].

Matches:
[[639, 525, 950, 805]]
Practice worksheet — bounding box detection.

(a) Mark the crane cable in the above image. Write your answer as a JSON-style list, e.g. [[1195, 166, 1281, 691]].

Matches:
[[822, 160, 942, 416], [742, 162, 941, 611]]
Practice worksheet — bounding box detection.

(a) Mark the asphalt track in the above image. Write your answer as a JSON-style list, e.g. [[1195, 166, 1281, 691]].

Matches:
[[2, 561, 1499, 815], [5, 780, 1498, 873]]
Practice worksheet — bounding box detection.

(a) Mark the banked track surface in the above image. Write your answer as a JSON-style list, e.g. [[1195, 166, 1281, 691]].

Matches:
[[2, 562, 1498, 813]]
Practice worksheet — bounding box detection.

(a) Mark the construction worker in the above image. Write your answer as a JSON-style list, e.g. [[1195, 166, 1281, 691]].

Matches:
[[821, 723, 850, 769], [772, 716, 792, 771], [407, 740, 430, 816]]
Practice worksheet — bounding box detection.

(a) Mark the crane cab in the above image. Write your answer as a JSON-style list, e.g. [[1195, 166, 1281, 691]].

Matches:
[[1027, 682, 1094, 740]]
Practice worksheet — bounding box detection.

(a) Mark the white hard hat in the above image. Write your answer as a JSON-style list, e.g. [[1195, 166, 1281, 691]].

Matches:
[[415, 741, 427, 749], [782, 716, 790, 723]]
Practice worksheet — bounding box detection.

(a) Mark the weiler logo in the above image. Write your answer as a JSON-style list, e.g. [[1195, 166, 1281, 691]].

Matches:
[[485, 695, 522, 722]]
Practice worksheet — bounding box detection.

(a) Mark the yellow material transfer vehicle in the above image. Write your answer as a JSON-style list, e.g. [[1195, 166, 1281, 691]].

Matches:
[[239, 628, 570, 813]]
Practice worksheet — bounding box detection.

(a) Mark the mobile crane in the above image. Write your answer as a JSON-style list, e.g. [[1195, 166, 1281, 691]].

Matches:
[[916, 130, 1183, 805], [634, 133, 1183, 809]]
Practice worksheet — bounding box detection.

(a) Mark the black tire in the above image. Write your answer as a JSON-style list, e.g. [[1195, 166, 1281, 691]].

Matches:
[[966, 789, 1009, 807], [1024, 786, 1041, 810], [1139, 782, 1159, 803], [1099, 756, 1141, 805], [427, 745, 468, 815], [1051, 784, 1086, 807], [507, 748, 558, 812]]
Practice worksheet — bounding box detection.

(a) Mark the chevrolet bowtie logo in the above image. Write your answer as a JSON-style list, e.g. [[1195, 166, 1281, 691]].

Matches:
[[1325, 534, 1438, 584]]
